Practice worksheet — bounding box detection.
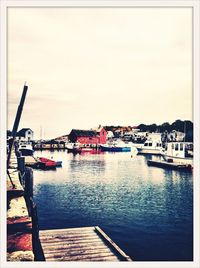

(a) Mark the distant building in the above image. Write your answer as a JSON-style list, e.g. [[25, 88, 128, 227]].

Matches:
[[147, 133, 162, 141], [54, 135, 69, 143], [167, 130, 185, 142], [107, 131, 114, 139], [69, 127, 107, 145], [16, 128, 34, 141]]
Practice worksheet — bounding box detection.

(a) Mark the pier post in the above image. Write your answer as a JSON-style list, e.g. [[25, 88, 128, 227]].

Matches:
[[24, 167, 33, 216], [17, 156, 25, 186], [31, 201, 45, 261]]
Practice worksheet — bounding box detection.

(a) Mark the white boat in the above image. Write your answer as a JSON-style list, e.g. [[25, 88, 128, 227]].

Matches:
[[162, 142, 193, 166], [137, 140, 163, 155], [66, 142, 82, 153], [18, 141, 34, 156], [100, 140, 132, 152]]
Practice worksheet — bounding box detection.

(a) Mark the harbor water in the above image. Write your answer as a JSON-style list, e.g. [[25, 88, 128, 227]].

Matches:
[[33, 150, 193, 261]]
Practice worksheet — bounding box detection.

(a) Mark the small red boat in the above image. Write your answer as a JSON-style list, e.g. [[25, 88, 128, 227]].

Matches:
[[38, 157, 57, 168]]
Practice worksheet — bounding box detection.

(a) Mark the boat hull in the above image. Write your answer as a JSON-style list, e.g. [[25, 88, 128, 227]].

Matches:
[[100, 145, 131, 152], [147, 159, 192, 171], [162, 154, 193, 166], [19, 148, 34, 156], [137, 148, 163, 155]]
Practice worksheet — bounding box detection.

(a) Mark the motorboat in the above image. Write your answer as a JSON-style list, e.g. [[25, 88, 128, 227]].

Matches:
[[161, 142, 193, 166], [18, 141, 34, 156], [66, 143, 82, 153], [37, 157, 57, 169], [137, 140, 163, 155], [100, 140, 132, 152]]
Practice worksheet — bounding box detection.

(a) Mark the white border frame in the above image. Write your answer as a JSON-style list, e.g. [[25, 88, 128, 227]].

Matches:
[[0, 1, 199, 268]]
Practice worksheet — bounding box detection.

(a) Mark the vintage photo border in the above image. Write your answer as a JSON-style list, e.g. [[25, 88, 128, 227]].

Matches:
[[0, 1, 199, 268]]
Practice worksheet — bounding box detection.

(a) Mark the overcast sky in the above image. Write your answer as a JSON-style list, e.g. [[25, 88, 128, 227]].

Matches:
[[7, 7, 192, 139]]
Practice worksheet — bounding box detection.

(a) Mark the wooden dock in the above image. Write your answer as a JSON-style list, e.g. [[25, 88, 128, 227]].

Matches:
[[39, 226, 132, 262]]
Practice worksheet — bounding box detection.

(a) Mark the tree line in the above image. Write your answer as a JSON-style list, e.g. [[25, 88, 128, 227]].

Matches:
[[138, 120, 193, 133]]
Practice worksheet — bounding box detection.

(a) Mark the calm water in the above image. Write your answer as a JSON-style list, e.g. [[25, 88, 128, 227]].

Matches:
[[33, 150, 193, 261]]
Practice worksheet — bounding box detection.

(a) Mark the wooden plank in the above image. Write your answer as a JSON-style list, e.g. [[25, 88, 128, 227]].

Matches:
[[46, 255, 119, 261], [45, 252, 119, 261], [41, 240, 106, 251], [40, 227, 95, 234], [44, 247, 114, 258], [7, 196, 29, 218], [42, 240, 105, 250], [40, 226, 132, 262], [40, 233, 98, 240], [95, 226, 132, 261], [40, 238, 101, 247], [40, 235, 99, 243], [41, 245, 109, 255]]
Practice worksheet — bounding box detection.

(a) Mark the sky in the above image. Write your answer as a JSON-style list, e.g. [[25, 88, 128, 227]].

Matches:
[[7, 7, 192, 139]]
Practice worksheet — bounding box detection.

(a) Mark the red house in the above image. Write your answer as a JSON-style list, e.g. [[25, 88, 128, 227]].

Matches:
[[69, 127, 107, 146]]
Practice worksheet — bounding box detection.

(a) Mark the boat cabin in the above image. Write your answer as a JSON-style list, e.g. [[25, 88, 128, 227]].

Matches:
[[165, 142, 186, 158], [143, 140, 162, 149]]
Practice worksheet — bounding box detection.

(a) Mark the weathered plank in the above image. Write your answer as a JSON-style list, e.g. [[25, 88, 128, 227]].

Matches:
[[40, 235, 100, 243], [41, 245, 109, 255], [7, 196, 29, 218], [40, 238, 102, 247], [47, 255, 119, 262], [40, 226, 132, 262], [44, 247, 114, 258], [41, 241, 106, 251], [95, 226, 132, 261], [40, 226, 95, 234], [7, 250, 34, 261]]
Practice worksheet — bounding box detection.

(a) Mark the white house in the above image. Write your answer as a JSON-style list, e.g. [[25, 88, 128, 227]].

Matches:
[[167, 130, 185, 142], [16, 128, 34, 141], [107, 131, 114, 139], [147, 132, 162, 142]]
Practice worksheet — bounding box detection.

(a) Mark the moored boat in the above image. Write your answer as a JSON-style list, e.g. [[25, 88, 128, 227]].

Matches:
[[161, 142, 193, 166], [100, 140, 132, 152], [66, 143, 82, 154], [38, 157, 57, 169], [55, 160, 62, 167], [147, 142, 193, 171], [18, 141, 34, 156], [137, 140, 163, 155]]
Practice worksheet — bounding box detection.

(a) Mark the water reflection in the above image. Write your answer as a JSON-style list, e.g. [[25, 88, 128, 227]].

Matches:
[[33, 150, 193, 261]]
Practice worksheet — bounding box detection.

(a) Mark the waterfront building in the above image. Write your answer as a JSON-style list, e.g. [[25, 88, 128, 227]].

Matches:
[[68, 127, 107, 146], [16, 128, 34, 141], [7, 128, 34, 141], [167, 130, 185, 142]]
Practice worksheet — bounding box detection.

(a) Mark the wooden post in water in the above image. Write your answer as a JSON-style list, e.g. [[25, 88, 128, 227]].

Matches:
[[7, 84, 28, 168], [24, 167, 33, 215], [17, 156, 25, 186], [31, 201, 45, 261]]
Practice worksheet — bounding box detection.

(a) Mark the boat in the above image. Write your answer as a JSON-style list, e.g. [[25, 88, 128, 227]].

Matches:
[[137, 139, 163, 155], [147, 158, 192, 171], [161, 142, 193, 166], [38, 157, 57, 169], [18, 141, 34, 156], [55, 160, 62, 167], [147, 142, 193, 171], [66, 143, 82, 154], [100, 140, 132, 152]]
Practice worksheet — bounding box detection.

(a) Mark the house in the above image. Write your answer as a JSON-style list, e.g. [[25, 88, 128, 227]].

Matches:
[[16, 128, 34, 141], [68, 127, 107, 146], [107, 131, 114, 139], [147, 132, 162, 141], [92, 125, 107, 144], [167, 130, 185, 142]]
